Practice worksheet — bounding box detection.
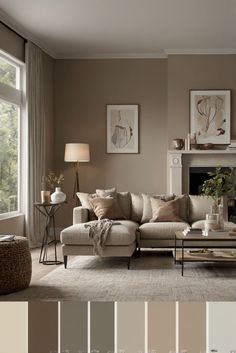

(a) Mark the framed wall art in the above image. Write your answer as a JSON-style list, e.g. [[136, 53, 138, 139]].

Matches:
[[106, 104, 139, 153], [190, 90, 231, 144]]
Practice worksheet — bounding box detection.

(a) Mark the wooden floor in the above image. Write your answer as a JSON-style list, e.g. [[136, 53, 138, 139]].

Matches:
[[30, 243, 66, 285]]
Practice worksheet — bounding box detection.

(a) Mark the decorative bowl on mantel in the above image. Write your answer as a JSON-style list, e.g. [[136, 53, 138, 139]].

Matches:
[[199, 143, 215, 150]]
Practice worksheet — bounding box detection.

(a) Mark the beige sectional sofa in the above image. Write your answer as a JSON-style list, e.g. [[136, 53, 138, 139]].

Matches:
[[60, 191, 236, 269]]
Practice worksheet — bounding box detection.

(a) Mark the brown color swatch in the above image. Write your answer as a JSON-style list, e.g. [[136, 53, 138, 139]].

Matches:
[[28, 302, 58, 353]]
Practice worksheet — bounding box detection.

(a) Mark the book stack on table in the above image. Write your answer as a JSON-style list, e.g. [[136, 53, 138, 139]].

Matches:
[[183, 227, 203, 236]]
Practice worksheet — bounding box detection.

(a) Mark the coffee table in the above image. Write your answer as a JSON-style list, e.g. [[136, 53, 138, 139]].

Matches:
[[174, 230, 236, 276]]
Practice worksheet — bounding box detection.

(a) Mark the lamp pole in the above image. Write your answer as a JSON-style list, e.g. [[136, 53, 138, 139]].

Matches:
[[73, 161, 80, 206]]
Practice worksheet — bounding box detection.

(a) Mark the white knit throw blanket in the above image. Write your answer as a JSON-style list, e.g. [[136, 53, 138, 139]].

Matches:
[[84, 219, 120, 256]]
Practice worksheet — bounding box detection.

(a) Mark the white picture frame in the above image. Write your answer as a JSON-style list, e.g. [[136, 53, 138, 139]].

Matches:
[[190, 90, 231, 144], [106, 104, 139, 153]]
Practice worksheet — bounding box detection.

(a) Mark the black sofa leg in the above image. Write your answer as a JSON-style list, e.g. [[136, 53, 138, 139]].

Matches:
[[64, 255, 68, 269], [127, 257, 131, 270]]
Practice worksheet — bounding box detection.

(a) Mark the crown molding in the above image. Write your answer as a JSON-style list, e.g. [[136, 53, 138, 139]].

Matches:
[[57, 52, 168, 59], [0, 10, 57, 58], [165, 48, 236, 55]]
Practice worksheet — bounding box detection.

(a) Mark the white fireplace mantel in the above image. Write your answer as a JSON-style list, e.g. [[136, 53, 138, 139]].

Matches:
[[168, 149, 236, 195]]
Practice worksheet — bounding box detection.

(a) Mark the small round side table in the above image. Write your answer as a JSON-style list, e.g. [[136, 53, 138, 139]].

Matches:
[[34, 202, 65, 265], [0, 236, 32, 295]]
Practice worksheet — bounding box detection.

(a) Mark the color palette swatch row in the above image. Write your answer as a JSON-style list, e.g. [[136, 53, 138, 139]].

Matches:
[[0, 302, 236, 353]]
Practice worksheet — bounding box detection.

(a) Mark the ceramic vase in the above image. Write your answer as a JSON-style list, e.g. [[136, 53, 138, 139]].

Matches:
[[50, 187, 66, 203]]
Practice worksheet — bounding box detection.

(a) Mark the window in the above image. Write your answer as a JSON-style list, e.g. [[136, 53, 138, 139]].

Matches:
[[0, 51, 25, 216]]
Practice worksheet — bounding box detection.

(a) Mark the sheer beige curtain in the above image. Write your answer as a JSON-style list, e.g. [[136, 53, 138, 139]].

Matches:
[[25, 41, 46, 247]]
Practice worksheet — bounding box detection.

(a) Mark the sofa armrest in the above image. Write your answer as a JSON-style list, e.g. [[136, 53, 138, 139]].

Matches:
[[73, 206, 89, 224]]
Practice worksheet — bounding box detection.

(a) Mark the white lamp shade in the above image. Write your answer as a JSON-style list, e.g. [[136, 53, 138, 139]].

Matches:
[[64, 143, 90, 162]]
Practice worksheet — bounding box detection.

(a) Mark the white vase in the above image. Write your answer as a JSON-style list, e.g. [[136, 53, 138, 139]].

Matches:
[[50, 187, 66, 203]]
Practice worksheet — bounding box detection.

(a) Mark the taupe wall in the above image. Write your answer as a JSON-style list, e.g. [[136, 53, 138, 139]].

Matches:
[[54, 59, 167, 226], [168, 55, 236, 146], [0, 23, 25, 61]]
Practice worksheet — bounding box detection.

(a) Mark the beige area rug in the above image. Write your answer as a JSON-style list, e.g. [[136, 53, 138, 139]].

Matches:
[[2, 251, 236, 301]]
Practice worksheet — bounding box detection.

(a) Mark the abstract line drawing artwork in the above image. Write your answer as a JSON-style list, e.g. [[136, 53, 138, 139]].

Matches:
[[190, 90, 231, 144], [107, 105, 139, 153]]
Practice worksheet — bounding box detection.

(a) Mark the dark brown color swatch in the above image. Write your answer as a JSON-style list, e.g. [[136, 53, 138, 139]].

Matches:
[[28, 302, 58, 353]]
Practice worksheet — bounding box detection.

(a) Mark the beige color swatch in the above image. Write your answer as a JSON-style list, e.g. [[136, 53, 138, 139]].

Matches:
[[179, 302, 206, 353], [0, 302, 27, 353], [209, 302, 236, 353], [148, 302, 176, 353], [117, 302, 145, 353]]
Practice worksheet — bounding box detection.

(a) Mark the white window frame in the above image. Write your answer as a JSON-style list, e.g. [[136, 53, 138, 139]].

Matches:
[[0, 49, 26, 220]]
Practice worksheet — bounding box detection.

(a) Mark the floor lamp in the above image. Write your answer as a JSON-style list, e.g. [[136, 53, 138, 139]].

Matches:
[[64, 143, 90, 206]]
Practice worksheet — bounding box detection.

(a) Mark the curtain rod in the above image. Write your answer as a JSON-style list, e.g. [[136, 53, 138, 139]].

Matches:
[[0, 20, 27, 43]]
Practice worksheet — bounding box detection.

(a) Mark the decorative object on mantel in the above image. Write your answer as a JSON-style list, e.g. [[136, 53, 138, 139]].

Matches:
[[106, 104, 139, 153], [172, 138, 184, 150], [201, 167, 235, 229], [190, 90, 231, 144], [64, 143, 90, 205], [199, 143, 215, 150]]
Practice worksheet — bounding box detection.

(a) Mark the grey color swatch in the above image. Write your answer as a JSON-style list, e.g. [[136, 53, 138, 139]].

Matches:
[[91, 302, 114, 353], [61, 302, 88, 353]]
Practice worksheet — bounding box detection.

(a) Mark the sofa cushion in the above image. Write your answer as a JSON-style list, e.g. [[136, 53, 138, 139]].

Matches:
[[192, 220, 236, 231], [89, 196, 125, 220], [60, 220, 138, 246], [76, 192, 97, 221], [141, 193, 175, 223], [150, 198, 181, 222], [96, 187, 117, 198], [117, 191, 131, 219], [189, 195, 214, 223], [131, 193, 143, 222], [139, 222, 189, 240]]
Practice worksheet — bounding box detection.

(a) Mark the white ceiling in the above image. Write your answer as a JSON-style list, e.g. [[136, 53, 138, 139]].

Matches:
[[0, 0, 236, 58]]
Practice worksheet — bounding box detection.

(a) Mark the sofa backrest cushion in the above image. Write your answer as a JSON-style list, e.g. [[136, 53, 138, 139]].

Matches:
[[141, 193, 175, 223], [76, 192, 97, 221], [131, 193, 143, 222], [175, 194, 189, 223], [189, 195, 214, 223], [96, 187, 117, 198], [117, 192, 131, 219]]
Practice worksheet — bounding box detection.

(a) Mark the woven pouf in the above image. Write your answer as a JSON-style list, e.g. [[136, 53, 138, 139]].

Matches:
[[0, 236, 32, 295]]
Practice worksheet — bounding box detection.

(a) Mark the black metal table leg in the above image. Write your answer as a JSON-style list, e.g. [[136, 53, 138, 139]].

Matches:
[[182, 239, 184, 276], [174, 234, 177, 264]]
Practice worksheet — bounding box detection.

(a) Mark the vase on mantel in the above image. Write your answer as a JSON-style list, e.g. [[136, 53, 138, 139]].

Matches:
[[50, 187, 66, 204]]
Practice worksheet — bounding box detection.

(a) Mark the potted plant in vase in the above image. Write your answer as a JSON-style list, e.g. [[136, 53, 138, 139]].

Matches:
[[44, 170, 66, 204], [41, 176, 51, 203], [201, 167, 235, 229]]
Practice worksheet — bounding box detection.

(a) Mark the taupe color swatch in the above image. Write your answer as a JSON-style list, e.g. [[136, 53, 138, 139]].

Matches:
[[179, 302, 206, 353], [61, 302, 87, 353], [148, 302, 176, 353], [28, 302, 58, 353], [0, 302, 27, 353], [209, 302, 236, 353], [117, 302, 145, 353], [91, 302, 114, 353]]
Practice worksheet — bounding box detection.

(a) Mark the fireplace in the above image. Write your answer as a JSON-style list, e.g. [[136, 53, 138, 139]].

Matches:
[[189, 167, 232, 195]]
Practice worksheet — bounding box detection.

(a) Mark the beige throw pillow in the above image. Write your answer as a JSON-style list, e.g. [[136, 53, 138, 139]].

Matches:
[[76, 192, 97, 220], [89, 197, 125, 220], [150, 198, 181, 222], [141, 193, 175, 223]]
